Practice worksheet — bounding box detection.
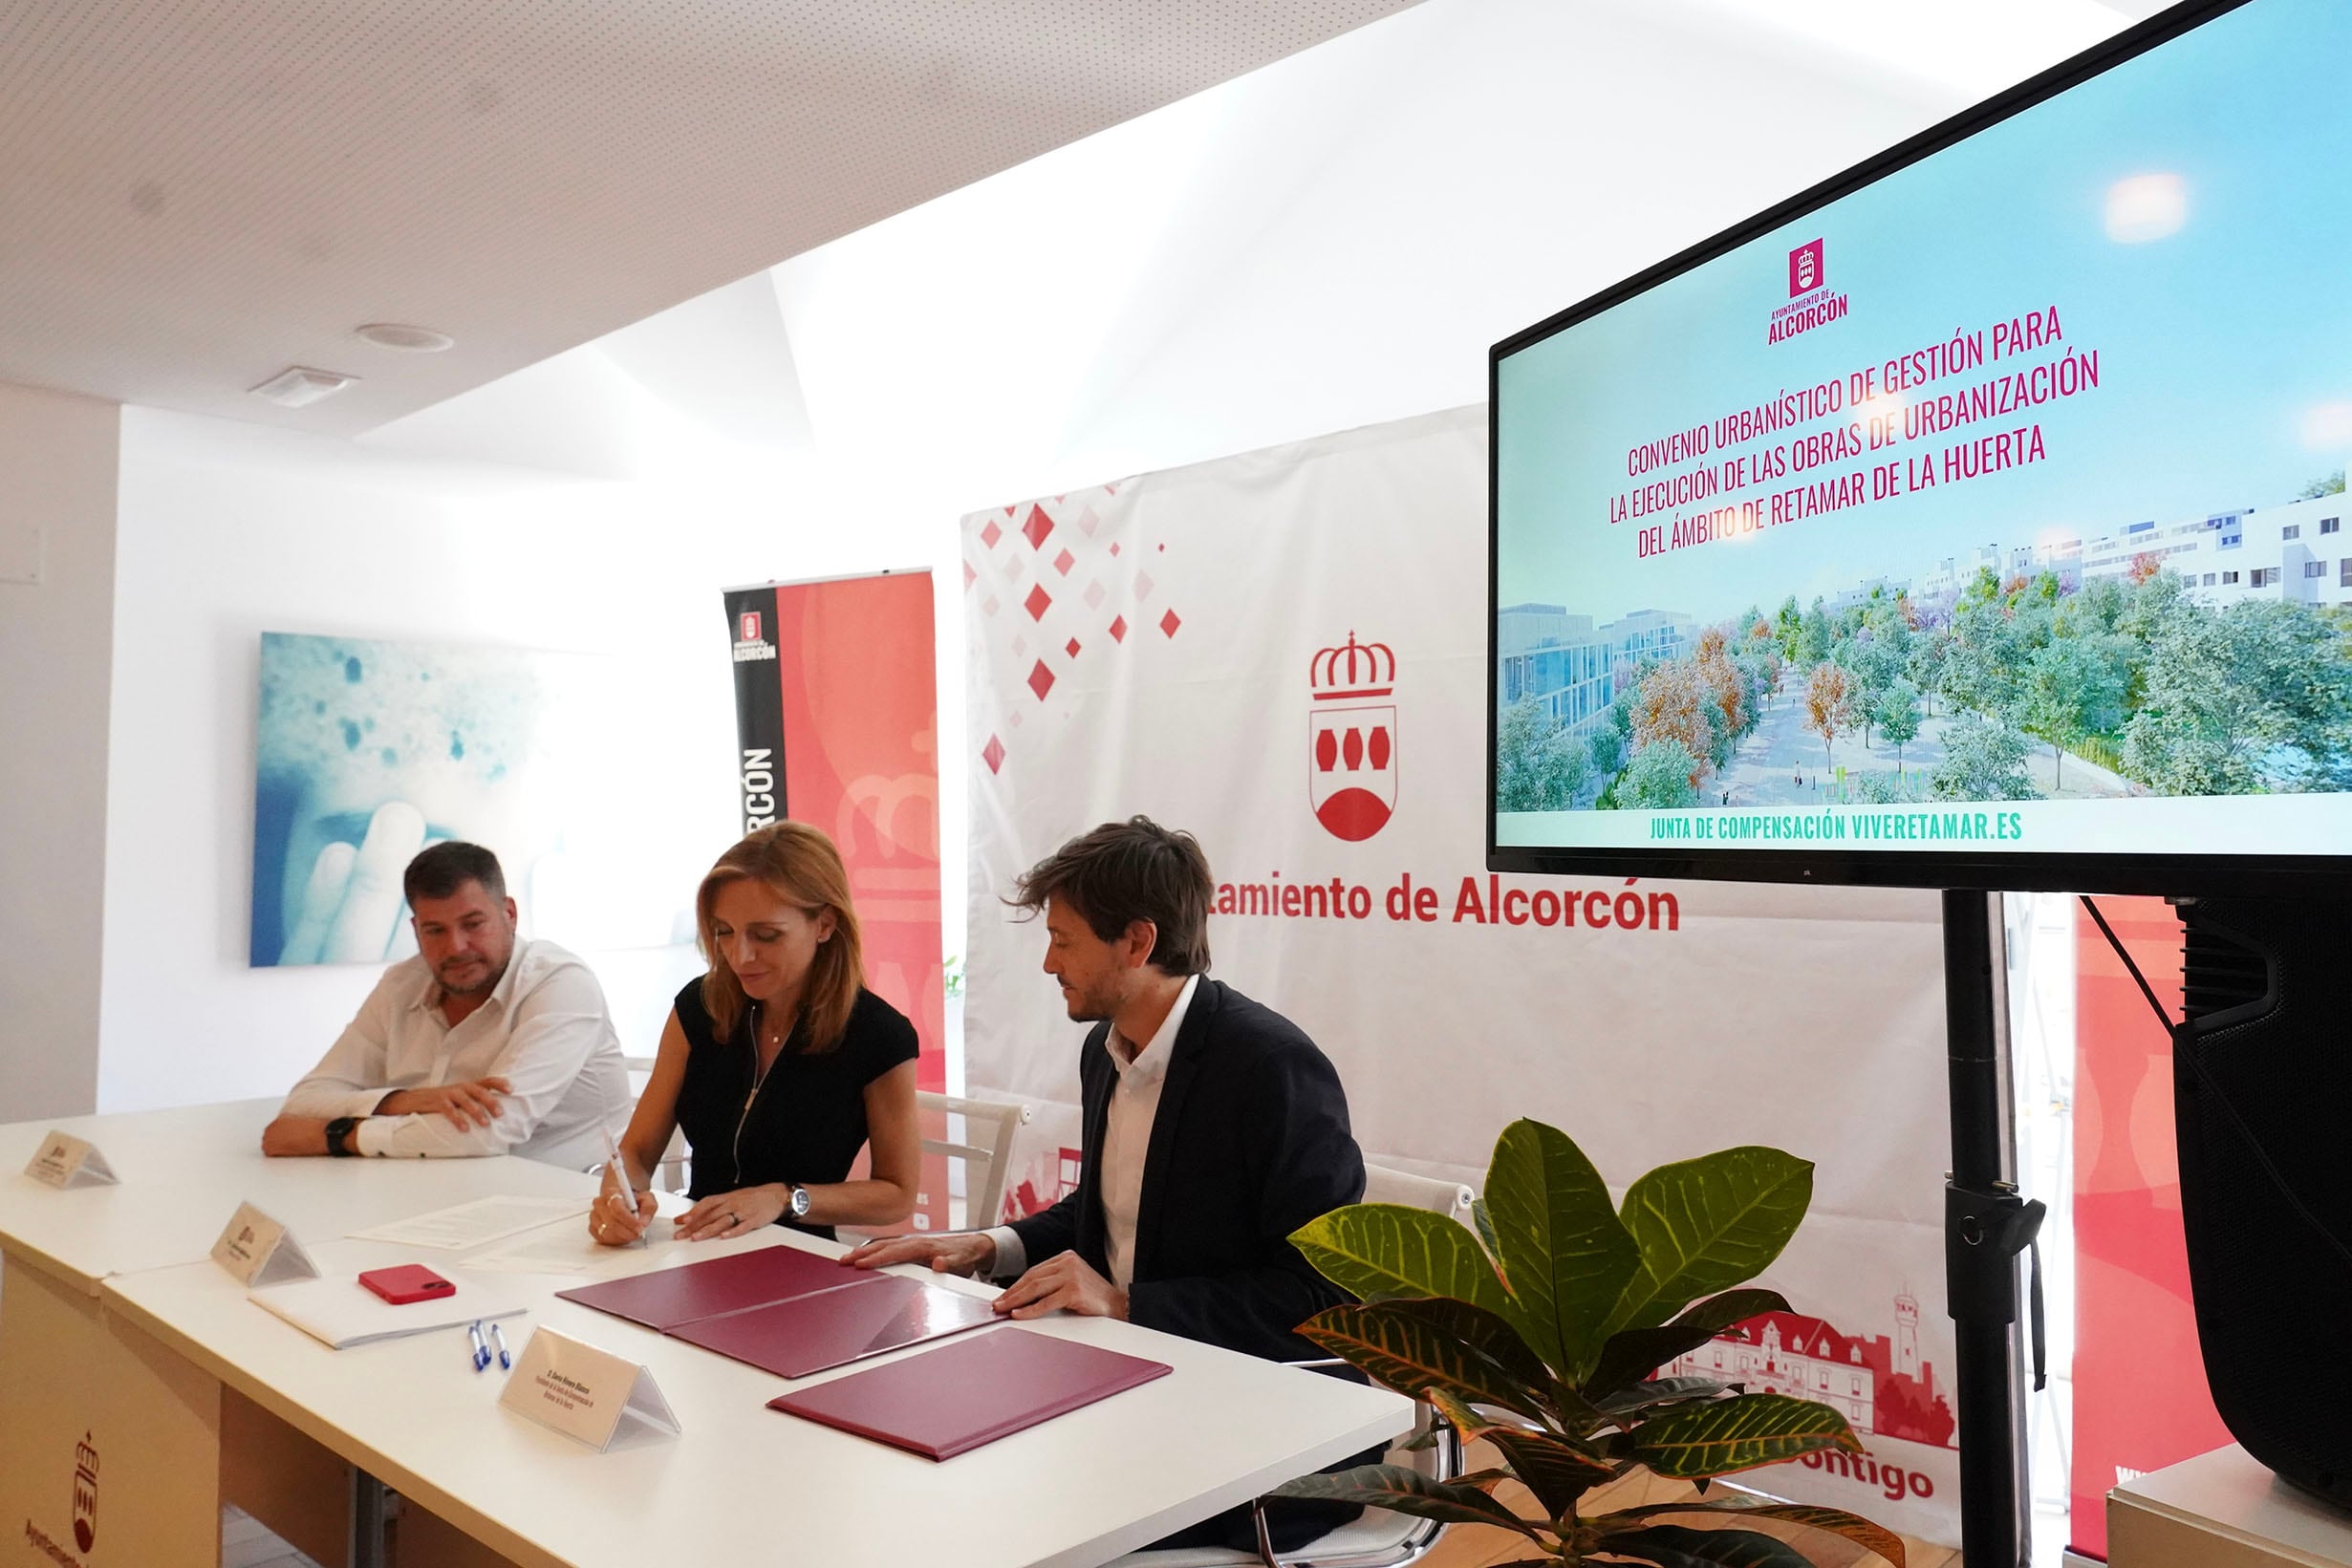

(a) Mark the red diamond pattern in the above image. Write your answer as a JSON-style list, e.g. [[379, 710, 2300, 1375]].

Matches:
[[1024, 584, 1051, 621], [1134, 570, 1154, 600], [980, 519, 1002, 549], [1053, 548, 1075, 576], [1110, 543, 1121, 557], [961, 561, 976, 590], [1160, 609, 1181, 638], [1027, 660, 1055, 701], [1110, 615, 1127, 642], [1065, 637, 1081, 658], [982, 735, 1005, 774], [1084, 580, 1105, 609], [1022, 505, 1054, 550]]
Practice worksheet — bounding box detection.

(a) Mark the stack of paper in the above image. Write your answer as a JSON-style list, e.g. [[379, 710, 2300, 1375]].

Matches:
[[251, 1273, 525, 1350], [348, 1194, 589, 1250]]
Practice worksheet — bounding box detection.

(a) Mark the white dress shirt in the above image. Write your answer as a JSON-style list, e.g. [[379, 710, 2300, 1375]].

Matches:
[[281, 937, 629, 1168], [986, 974, 1198, 1285]]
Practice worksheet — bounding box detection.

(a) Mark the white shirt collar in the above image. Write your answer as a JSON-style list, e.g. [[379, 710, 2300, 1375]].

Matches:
[[1106, 973, 1199, 1086]]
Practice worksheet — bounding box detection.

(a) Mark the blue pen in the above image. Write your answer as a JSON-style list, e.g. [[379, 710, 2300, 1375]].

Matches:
[[489, 1321, 511, 1370], [466, 1320, 490, 1372]]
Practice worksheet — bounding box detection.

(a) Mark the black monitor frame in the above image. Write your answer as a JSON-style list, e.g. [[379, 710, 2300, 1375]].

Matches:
[[1480, 0, 2352, 899]]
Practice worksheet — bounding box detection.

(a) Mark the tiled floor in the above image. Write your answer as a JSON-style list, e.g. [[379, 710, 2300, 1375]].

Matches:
[[1419, 1450, 1960, 1568], [222, 1504, 324, 1568]]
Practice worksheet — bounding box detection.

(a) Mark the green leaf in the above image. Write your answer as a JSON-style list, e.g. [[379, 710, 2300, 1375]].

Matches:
[[1629, 1393, 1862, 1478], [1299, 1302, 1550, 1424], [1598, 1524, 1816, 1567], [1585, 1288, 1789, 1399], [1605, 1149, 1813, 1335], [1597, 1376, 1739, 1415], [1471, 1195, 1505, 1268], [1487, 1428, 1617, 1518], [1483, 1120, 1642, 1379], [1291, 1203, 1511, 1319], [1595, 1501, 1906, 1568], [1379, 1297, 1563, 1402], [1269, 1463, 1545, 1539]]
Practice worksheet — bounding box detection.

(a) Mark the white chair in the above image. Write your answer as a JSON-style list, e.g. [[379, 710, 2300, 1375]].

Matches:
[[914, 1090, 1030, 1232], [840, 1091, 1033, 1240], [619, 1054, 690, 1193], [1109, 1160, 1478, 1568]]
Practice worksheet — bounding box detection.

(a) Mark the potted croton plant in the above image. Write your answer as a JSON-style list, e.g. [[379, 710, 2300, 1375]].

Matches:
[[1278, 1118, 1904, 1567]]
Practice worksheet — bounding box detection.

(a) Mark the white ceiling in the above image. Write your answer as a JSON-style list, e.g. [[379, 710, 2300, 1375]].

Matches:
[[0, 0, 1422, 435]]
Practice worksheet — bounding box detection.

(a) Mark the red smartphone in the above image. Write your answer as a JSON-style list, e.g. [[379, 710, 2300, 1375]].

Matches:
[[358, 1264, 457, 1305]]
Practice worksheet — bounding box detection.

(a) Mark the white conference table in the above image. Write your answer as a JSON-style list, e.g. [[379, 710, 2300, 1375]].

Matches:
[[0, 1098, 594, 1294], [1, 1102, 1411, 1568]]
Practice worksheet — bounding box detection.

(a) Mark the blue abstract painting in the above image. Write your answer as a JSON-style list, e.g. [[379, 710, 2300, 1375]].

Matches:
[[251, 631, 722, 967]]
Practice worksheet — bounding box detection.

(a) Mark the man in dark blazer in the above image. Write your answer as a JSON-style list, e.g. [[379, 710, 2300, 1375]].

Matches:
[[847, 816, 1369, 1546]]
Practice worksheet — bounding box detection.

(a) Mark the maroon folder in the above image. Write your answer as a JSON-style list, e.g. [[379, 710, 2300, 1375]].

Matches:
[[556, 1244, 858, 1331], [768, 1327, 1173, 1459], [667, 1274, 999, 1379]]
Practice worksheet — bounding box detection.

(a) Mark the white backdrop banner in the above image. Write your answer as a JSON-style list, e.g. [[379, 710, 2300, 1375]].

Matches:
[[962, 405, 1963, 1542]]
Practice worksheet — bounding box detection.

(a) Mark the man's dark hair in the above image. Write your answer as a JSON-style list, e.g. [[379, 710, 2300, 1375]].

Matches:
[[1012, 817, 1212, 976], [403, 841, 507, 907]]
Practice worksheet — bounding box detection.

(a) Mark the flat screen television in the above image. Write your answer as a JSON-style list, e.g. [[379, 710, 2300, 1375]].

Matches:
[[1488, 0, 2352, 895]]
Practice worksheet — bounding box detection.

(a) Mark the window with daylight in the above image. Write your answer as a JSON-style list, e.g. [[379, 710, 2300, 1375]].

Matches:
[[2252, 568, 2280, 587], [2340, 559, 2352, 587], [2307, 560, 2327, 578], [2326, 517, 2342, 535], [2284, 525, 2302, 539], [2224, 570, 2242, 584]]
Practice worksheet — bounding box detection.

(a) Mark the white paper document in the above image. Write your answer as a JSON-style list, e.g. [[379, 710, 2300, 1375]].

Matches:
[[348, 1194, 589, 1250], [466, 1192, 692, 1278], [250, 1271, 526, 1350]]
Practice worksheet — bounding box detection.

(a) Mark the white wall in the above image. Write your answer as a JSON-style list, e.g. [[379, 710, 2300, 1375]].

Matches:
[[82, 0, 2126, 1114], [97, 376, 956, 1112], [0, 380, 120, 1121]]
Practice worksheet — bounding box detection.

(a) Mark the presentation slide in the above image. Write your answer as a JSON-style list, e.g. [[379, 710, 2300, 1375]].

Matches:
[[1495, 0, 2352, 861]]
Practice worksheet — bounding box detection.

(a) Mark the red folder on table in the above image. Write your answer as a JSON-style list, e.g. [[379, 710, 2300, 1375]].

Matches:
[[769, 1327, 1172, 1459], [556, 1245, 855, 1331], [667, 1273, 998, 1379]]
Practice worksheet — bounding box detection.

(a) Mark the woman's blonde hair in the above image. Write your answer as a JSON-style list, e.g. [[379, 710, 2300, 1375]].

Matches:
[[696, 823, 866, 1052]]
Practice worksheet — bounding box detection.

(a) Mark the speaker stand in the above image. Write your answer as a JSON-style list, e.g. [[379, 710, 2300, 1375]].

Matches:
[[1942, 889, 2046, 1568]]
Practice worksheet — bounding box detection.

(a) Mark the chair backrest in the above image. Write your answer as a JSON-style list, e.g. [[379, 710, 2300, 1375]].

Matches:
[[1362, 1161, 1477, 1226], [619, 1055, 690, 1193], [916, 1091, 1030, 1232]]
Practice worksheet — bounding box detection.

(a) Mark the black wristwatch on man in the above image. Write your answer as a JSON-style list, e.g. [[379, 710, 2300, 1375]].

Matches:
[[325, 1116, 361, 1157]]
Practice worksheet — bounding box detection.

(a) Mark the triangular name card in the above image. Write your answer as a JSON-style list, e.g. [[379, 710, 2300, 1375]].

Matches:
[[23, 1131, 116, 1189], [210, 1201, 321, 1287], [500, 1327, 681, 1451]]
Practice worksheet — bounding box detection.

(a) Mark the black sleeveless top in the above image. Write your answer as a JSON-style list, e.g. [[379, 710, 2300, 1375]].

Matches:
[[671, 979, 918, 1240]]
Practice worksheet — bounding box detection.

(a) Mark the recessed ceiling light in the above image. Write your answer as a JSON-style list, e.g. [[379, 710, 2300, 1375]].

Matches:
[[249, 366, 357, 408], [355, 322, 454, 353]]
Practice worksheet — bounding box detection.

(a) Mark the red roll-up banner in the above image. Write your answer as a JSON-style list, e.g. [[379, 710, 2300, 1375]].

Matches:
[[723, 571, 948, 1227]]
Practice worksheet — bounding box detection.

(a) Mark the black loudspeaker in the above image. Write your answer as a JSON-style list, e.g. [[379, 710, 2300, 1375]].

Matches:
[[2172, 895, 2352, 1506]]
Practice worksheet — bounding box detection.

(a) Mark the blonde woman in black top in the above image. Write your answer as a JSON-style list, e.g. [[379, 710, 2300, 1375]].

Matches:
[[591, 823, 919, 1245]]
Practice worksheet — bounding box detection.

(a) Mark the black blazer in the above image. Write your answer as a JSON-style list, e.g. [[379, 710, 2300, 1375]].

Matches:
[[1007, 977, 1365, 1363]]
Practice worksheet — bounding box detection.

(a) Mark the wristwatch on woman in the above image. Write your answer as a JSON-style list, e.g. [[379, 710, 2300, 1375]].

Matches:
[[325, 1116, 360, 1157], [788, 1184, 812, 1220]]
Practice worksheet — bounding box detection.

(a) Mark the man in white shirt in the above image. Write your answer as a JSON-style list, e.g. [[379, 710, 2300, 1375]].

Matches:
[[261, 841, 629, 1169]]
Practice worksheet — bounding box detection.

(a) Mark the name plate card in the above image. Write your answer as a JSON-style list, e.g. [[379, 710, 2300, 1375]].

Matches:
[[500, 1327, 681, 1452], [210, 1201, 321, 1287], [23, 1131, 116, 1189]]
